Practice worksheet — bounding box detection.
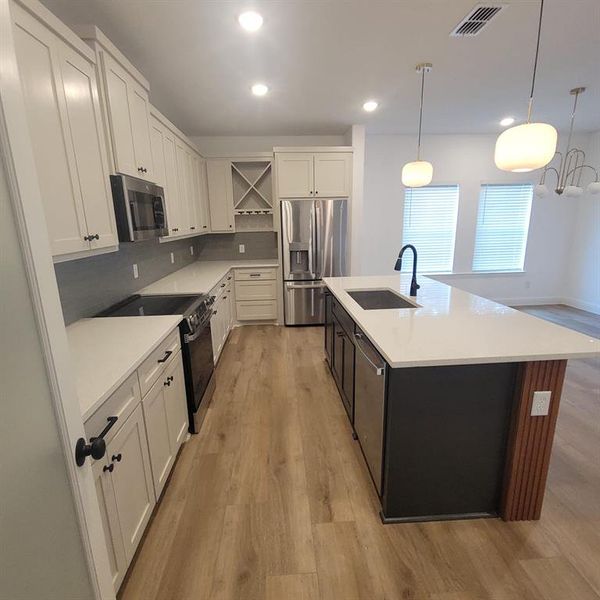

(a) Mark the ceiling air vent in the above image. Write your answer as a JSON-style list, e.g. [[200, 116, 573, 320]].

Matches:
[[450, 4, 505, 37]]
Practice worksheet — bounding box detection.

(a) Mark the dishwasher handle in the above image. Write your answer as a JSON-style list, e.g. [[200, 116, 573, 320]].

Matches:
[[354, 332, 385, 376]]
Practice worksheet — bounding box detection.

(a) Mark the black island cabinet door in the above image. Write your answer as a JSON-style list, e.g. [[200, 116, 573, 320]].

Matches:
[[381, 362, 518, 522]]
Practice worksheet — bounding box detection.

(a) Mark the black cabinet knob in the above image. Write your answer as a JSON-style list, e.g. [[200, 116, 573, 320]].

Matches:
[[75, 416, 118, 466], [103, 463, 114, 473], [111, 453, 122, 463]]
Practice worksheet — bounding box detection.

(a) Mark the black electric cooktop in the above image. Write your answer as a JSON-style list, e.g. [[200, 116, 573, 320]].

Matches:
[[98, 294, 203, 318]]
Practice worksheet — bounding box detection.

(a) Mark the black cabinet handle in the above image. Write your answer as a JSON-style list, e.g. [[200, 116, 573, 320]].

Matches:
[[203, 225, 207, 229], [168, 375, 174, 382], [164, 379, 171, 386], [103, 464, 114, 473], [138, 166, 144, 172], [75, 416, 118, 466], [111, 453, 122, 463], [190, 226, 196, 230], [157, 350, 173, 363]]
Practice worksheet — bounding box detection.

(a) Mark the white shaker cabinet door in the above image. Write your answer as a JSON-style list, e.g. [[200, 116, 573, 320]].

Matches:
[[58, 44, 117, 249], [128, 81, 154, 181], [106, 404, 155, 563], [92, 457, 127, 591], [163, 130, 182, 235], [276, 153, 314, 198], [197, 157, 211, 233], [164, 352, 189, 448], [12, 9, 89, 255], [206, 159, 235, 232], [142, 377, 174, 499], [314, 153, 352, 197], [149, 117, 167, 188], [102, 53, 137, 178], [175, 139, 192, 234]]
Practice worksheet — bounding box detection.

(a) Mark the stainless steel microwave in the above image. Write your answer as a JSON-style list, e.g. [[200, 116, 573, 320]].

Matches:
[[110, 174, 168, 242]]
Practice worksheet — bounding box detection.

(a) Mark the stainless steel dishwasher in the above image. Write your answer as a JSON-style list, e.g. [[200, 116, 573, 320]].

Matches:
[[353, 328, 387, 494]]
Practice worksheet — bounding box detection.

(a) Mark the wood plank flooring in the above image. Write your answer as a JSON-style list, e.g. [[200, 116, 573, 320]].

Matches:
[[120, 305, 600, 600]]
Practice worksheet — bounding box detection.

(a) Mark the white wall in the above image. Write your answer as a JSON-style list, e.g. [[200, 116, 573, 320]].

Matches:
[[191, 134, 346, 156], [0, 151, 93, 599], [360, 132, 597, 307], [566, 131, 600, 313]]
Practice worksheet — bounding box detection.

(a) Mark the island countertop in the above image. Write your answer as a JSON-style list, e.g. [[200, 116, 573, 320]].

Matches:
[[324, 274, 599, 368]]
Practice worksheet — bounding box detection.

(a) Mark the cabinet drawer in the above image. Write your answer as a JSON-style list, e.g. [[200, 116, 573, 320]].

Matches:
[[236, 300, 277, 321], [234, 268, 276, 281], [210, 271, 233, 300], [84, 372, 141, 446], [235, 280, 276, 301], [137, 329, 181, 397]]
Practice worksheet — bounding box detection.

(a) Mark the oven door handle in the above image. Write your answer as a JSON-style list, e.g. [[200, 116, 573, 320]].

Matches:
[[183, 316, 212, 344]]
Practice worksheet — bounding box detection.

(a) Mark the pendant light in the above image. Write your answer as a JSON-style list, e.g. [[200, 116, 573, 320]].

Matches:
[[495, 0, 557, 172], [402, 63, 433, 187]]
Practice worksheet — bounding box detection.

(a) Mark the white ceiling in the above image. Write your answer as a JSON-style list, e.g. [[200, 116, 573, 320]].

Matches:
[[40, 0, 600, 136]]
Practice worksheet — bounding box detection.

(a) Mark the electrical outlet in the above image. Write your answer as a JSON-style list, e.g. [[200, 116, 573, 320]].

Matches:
[[190, 245, 194, 256], [239, 244, 245, 254], [531, 391, 551, 416], [170, 252, 175, 264], [132, 264, 139, 279]]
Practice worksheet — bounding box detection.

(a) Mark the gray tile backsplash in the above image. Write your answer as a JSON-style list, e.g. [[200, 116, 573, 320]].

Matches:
[[55, 232, 278, 325]]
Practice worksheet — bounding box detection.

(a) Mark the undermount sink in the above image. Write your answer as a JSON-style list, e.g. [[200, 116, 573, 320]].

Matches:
[[347, 289, 419, 310]]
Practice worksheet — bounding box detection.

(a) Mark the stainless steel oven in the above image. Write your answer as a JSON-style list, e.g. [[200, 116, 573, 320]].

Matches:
[[110, 174, 167, 241]]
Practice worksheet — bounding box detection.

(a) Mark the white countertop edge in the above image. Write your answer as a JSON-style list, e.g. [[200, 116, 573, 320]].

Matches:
[[71, 316, 182, 421], [139, 259, 280, 296], [324, 276, 599, 369]]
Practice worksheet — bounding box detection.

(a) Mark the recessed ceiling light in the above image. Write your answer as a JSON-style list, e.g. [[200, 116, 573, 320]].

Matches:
[[500, 116, 515, 127], [238, 11, 263, 32], [363, 100, 379, 112], [251, 83, 269, 96]]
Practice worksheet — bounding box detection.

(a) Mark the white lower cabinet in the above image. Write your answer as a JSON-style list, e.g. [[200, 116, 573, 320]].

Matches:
[[143, 350, 188, 499], [87, 329, 188, 592], [92, 456, 127, 590], [142, 376, 175, 499], [106, 403, 154, 563], [210, 271, 234, 363], [233, 268, 278, 321]]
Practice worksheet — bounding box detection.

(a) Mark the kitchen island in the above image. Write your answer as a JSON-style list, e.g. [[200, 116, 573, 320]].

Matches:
[[324, 274, 598, 523]]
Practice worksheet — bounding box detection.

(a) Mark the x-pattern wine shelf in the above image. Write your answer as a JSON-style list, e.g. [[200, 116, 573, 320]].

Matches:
[[231, 159, 274, 231]]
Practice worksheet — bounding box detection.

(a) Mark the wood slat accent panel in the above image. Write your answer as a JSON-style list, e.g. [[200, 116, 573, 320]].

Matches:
[[501, 360, 567, 521]]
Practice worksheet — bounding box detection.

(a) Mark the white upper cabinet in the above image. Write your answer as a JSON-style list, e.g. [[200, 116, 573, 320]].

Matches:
[[101, 52, 154, 181], [194, 156, 211, 233], [206, 159, 235, 232], [276, 153, 314, 198], [276, 151, 352, 198], [149, 116, 166, 187], [314, 152, 352, 197], [12, 2, 117, 258]]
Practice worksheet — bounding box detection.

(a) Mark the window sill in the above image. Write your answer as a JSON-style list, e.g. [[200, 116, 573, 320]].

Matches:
[[425, 270, 526, 277]]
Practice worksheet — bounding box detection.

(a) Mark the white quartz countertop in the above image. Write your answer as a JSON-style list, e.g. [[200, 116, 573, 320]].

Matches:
[[139, 259, 279, 295], [67, 315, 182, 420], [324, 274, 599, 368]]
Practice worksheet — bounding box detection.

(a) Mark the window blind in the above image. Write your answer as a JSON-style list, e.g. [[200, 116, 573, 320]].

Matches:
[[472, 184, 533, 272], [401, 185, 459, 273]]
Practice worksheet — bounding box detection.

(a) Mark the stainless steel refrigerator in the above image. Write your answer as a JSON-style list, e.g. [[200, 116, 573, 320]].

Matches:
[[281, 198, 347, 325]]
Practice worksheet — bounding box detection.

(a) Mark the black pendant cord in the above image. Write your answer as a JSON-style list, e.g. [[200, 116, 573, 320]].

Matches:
[[417, 67, 426, 160], [527, 0, 545, 123]]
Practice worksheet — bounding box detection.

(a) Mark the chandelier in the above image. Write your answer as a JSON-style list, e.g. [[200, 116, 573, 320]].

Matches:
[[535, 87, 600, 198]]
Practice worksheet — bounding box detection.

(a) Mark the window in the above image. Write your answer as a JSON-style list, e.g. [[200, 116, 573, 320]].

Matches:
[[401, 185, 459, 273], [472, 184, 533, 272]]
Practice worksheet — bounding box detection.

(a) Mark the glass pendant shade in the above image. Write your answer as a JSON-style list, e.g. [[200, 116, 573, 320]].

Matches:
[[587, 181, 600, 195], [563, 185, 584, 198], [402, 160, 433, 187], [534, 183, 549, 198], [495, 122, 557, 172]]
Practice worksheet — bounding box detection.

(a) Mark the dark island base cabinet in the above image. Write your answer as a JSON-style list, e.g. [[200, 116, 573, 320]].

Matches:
[[323, 290, 568, 524], [324, 292, 355, 422], [381, 363, 518, 522]]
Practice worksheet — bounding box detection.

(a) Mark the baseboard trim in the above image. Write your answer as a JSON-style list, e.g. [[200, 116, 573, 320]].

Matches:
[[560, 297, 600, 316]]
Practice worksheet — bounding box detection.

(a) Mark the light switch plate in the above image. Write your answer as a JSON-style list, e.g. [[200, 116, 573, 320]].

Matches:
[[239, 244, 245, 254], [132, 264, 139, 279], [531, 391, 552, 416]]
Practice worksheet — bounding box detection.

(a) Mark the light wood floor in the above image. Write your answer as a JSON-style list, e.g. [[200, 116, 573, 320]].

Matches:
[[120, 305, 600, 600]]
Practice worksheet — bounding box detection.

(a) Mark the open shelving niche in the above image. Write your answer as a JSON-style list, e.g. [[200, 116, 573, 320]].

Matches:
[[231, 159, 273, 232]]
